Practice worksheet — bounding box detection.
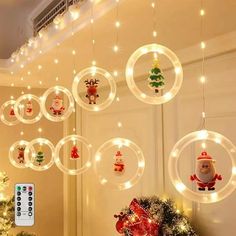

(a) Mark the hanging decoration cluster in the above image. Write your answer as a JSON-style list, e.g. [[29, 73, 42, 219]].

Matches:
[[114, 197, 198, 236]]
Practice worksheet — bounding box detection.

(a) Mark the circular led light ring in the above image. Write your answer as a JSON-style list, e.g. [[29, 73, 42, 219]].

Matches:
[[41, 86, 75, 122], [25, 138, 55, 171], [14, 94, 43, 124], [168, 130, 236, 203], [0, 100, 20, 126], [55, 135, 92, 175], [94, 138, 145, 190], [9, 140, 30, 169], [72, 66, 117, 111], [126, 43, 183, 105]]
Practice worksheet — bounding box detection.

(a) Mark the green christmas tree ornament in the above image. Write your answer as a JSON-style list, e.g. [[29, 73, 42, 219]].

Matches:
[[35, 148, 45, 166], [148, 59, 165, 93]]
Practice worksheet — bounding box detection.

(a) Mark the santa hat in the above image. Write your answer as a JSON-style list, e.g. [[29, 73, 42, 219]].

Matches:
[[197, 151, 213, 161], [116, 151, 122, 157], [54, 95, 62, 100]]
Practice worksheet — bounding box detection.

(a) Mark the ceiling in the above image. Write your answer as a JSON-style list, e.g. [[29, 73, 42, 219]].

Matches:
[[0, 0, 236, 92], [0, 0, 50, 58]]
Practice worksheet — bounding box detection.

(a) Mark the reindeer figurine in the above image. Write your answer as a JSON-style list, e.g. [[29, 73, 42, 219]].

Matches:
[[84, 79, 99, 104]]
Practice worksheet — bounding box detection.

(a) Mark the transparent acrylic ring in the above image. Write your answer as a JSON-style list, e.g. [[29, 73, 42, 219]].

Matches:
[[41, 86, 75, 122], [94, 138, 145, 190], [0, 100, 20, 126], [72, 66, 117, 111], [14, 94, 43, 124], [25, 138, 55, 171], [9, 140, 30, 169], [168, 130, 236, 203], [55, 135, 92, 175], [126, 43, 183, 105]]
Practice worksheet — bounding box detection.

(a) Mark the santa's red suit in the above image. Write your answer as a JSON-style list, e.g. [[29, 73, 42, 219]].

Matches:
[[190, 151, 222, 191]]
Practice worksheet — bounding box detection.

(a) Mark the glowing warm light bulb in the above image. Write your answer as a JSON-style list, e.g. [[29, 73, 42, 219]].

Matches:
[[38, 128, 42, 133], [113, 71, 118, 77], [39, 81, 42, 85], [72, 50, 76, 55], [21, 77, 24, 81], [27, 71, 31, 75], [113, 45, 119, 52], [20, 131, 24, 136], [115, 21, 120, 28], [27, 85, 31, 90], [55, 77, 59, 81], [200, 76, 206, 83], [20, 64, 24, 69], [54, 59, 59, 64], [117, 122, 122, 128], [151, 2, 155, 8], [10, 96, 14, 100], [116, 97, 120, 102], [201, 41, 206, 49], [153, 31, 157, 37], [38, 65, 42, 70], [11, 83, 14, 87], [92, 60, 96, 66], [200, 9, 205, 16]]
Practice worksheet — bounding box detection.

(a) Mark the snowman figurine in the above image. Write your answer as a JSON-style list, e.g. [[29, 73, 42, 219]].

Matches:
[[190, 151, 222, 191], [114, 151, 125, 175], [50, 95, 65, 116], [25, 100, 33, 117]]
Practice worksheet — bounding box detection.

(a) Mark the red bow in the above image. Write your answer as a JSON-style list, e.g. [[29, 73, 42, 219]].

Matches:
[[115, 199, 159, 236]]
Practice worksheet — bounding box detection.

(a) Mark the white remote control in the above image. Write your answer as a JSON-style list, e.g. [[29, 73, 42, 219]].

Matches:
[[15, 183, 34, 226]]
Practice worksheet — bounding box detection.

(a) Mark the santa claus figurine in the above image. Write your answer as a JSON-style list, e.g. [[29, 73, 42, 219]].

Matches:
[[114, 151, 125, 175], [25, 100, 33, 117], [50, 95, 65, 116], [190, 151, 222, 191]]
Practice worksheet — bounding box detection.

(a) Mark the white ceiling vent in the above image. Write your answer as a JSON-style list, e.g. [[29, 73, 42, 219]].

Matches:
[[33, 0, 81, 35]]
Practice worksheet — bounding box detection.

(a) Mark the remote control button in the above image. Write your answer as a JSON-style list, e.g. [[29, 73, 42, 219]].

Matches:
[[28, 207, 33, 211], [28, 202, 32, 206], [28, 192, 33, 196], [17, 197, 21, 201], [17, 212, 21, 217], [28, 197, 33, 201], [28, 212, 33, 217], [28, 186, 33, 191], [17, 186, 21, 191], [17, 192, 21, 196], [23, 186, 27, 191], [17, 207, 21, 211], [17, 202, 21, 206]]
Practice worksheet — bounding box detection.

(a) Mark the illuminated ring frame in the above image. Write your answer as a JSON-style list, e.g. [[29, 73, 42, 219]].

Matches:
[[41, 86, 75, 122], [14, 94, 43, 124], [72, 66, 117, 112], [94, 138, 145, 190], [0, 100, 20, 126], [25, 138, 55, 171], [9, 140, 30, 169], [125, 43, 183, 105], [55, 135, 92, 175], [168, 130, 236, 203]]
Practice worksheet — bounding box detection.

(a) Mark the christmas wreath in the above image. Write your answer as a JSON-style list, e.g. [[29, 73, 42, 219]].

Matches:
[[114, 196, 198, 236]]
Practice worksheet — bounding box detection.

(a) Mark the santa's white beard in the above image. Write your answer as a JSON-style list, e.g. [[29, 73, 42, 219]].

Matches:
[[196, 170, 215, 183]]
